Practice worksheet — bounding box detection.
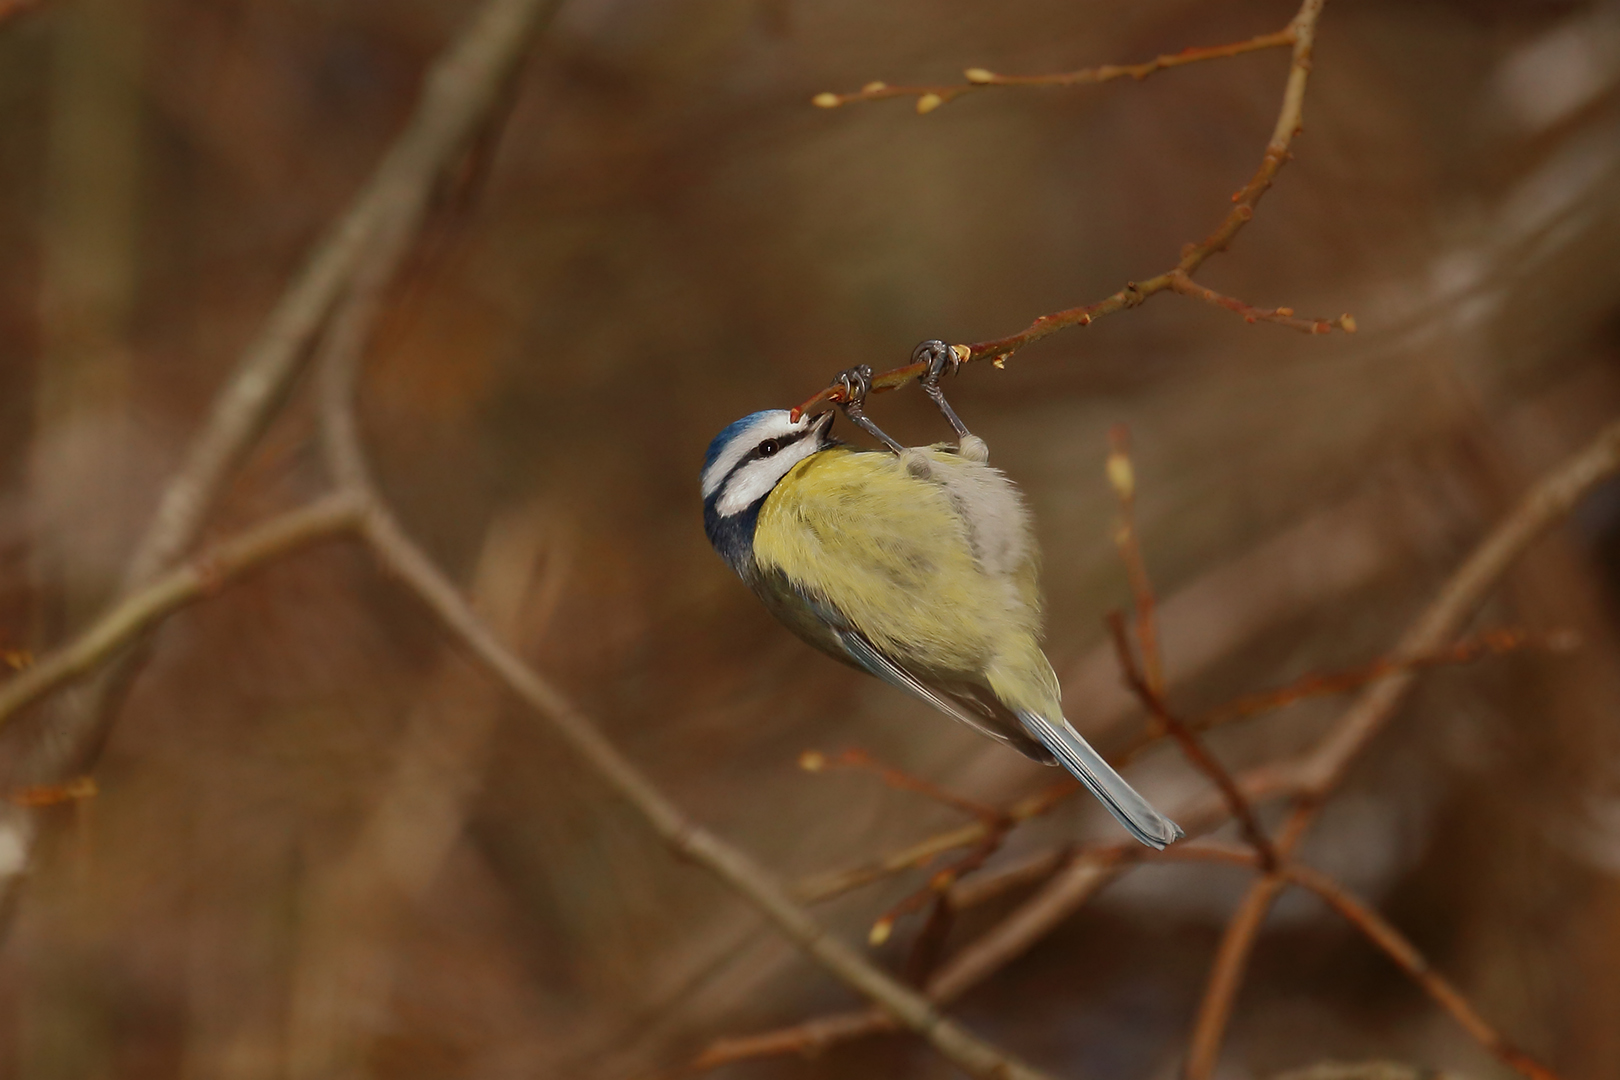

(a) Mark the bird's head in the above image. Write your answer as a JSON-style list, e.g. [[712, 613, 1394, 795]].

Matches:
[[702, 408, 836, 568]]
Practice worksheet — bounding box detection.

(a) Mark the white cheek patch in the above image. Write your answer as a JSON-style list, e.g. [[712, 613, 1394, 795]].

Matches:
[[702, 412, 804, 498], [716, 438, 821, 517]]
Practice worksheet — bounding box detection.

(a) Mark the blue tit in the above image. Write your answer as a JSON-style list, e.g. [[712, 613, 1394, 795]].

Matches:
[[699, 344, 1183, 849]]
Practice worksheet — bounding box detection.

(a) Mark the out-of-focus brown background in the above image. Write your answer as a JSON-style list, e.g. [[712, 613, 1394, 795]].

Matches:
[[1, 0, 1619, 1077]]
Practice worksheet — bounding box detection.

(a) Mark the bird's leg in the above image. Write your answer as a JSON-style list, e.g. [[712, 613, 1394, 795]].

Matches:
[[833, 365, 906, 454], [914, 340, 987, 462]]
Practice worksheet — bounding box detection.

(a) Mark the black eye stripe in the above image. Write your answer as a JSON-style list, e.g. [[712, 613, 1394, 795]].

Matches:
[[717, 427, 815, 493], [744, 427, 808, 464]]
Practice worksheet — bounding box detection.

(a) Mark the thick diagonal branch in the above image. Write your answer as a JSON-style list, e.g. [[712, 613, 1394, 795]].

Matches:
[[1182, 417, 1620, 1079], [312, 168, 1063, 1080]]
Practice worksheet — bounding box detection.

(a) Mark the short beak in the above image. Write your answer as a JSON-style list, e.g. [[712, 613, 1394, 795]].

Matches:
[[810, 409, 836, 437]]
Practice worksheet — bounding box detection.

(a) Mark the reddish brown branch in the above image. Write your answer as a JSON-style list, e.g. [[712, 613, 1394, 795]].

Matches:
[[688, 846, 1137, 1074], [793, 776, 1075, 903], [1167, 270, 1355, 334], [1184, 418, 1620, 1079], [0, 494, 367, 728], [1287, 863, 1561, 1080], [1104, 430, 1278, 869], [1191, 628, 1560, 733], [800, 747, 1016, 945], [8, 776, 97, 809], [900, 896, 957, 987], [685, 419, 1620, 1080], [1158, 845, 1562, 1080], [1107, 612, 1279, 870], [790, 0, 1336, 421], [801, 748, 1005, 822], [810, 26, 1293, 114], [869, 830, 1007, 947], [1107, 425, 1167, 695], [799, 625, 1551, 905]]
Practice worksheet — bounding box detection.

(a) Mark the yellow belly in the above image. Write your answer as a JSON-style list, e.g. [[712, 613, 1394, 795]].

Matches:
[[752, 446, 1047, 696]]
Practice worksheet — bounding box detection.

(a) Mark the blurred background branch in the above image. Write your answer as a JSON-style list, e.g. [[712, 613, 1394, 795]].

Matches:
[[0, 0, 563, 938]]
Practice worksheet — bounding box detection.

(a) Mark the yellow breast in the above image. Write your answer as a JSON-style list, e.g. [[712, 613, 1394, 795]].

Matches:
[[752, 446, 1043, 680]]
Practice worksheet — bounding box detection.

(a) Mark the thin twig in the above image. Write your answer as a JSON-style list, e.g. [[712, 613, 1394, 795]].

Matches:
[[1183, 419, 1620, 1078], [0, 494, 365, 729], [1186, 629, 1558, 735], [347, 510, 1060, 1080], [313, 151, 1060, 1080], [679, 396, 1617, 1077], [801, 748, 1015, 945], [1167, 270, 1354, 334], [1103, 429, 1277, 868], [868, 830, 1007, 947], [790, 0, 1337, 421], [795, 625, 1551, 905], [811, 26, 1293, 115], [1106, 612, 1279, 871], [1157, 845, 1561, 1080], [126, 0, 561, 592], [1106, 425, 1166, 696], [1283, 863, 1560, 1080], [0, 0, 564, 934], [687, 847, 1136, 1073], [785, 621, 1554, 940], [801, 748, 1006, 822], [685, 770, 1304, 1074], [793, 777, 1075, 903]]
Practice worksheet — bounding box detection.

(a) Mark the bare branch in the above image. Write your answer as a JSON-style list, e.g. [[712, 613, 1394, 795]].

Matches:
[[791, 0, 1336, 421], [126, 0, 559, 592], [1157, 845, 1562, 1080], [1106, 612, 1279, 870], [312, 130, 1063, 1080], [0, 494, 364, 729], [1167, 270, 1354, 334], [1184, 417, 1620, 1078], [1185, 629, 1560, 736], [0, 0, 563, 952], [811, 26, 1293, 115], [1105, 426, 1166, 696]]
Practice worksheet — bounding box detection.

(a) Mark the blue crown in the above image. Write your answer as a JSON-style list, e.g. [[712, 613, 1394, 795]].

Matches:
[[703, 410, 782, 475]]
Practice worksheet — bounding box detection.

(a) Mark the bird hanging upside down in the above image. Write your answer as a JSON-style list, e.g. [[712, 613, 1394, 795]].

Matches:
[[702, 341, 1182, 849]]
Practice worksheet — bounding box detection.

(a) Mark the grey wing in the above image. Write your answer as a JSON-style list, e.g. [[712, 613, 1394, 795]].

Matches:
[[834, 628, 1022, 750], [752, 568, 1049, 759]]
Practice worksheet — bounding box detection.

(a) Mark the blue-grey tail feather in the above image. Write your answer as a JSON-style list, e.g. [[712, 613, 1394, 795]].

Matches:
[[1017, 711, 1184, 850]]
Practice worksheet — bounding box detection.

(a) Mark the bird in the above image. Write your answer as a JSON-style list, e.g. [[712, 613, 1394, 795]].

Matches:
[[701, 342, 1183, 849]]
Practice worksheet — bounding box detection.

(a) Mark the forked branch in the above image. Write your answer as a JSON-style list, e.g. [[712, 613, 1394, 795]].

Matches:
[[791, 0, 1343, 422]]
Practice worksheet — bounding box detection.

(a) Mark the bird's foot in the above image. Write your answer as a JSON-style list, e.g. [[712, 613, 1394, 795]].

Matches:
[[913, 340, 985, 462], [832, 365, 906, 454]]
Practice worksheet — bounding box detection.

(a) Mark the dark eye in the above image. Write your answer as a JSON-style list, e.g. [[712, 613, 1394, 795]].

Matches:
[[759, 438, 781, 457]]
